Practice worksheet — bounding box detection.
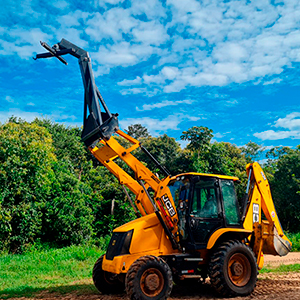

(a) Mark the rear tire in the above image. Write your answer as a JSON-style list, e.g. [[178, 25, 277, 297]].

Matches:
[[93, 255, 125, 294], [208, 240, 257, 297], [125, 255, 173, 300]]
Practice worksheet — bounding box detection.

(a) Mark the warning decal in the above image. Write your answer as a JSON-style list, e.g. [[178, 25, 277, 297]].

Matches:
[[253, 203, 259, 223]]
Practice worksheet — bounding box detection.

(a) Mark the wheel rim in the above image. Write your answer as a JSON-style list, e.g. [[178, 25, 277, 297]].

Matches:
[[103, 271, 118, 285], [140, 267, 164, 297], [227, 253, 251, 287]]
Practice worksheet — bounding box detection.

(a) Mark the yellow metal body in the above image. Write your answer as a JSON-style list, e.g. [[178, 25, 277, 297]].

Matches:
[[90, 130, 178, 234], [90, 131, 291, 275], [206, 228, 252, 249], [243, 162, 292, 268], [102, 213, 179, 274]]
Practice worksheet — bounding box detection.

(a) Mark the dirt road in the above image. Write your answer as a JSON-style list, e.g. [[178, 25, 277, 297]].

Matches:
[[5, 253, 300, 300], [8, 273, 300, 300]]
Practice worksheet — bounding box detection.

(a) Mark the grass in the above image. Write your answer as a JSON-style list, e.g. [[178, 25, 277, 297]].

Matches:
[[1, 232, 300, 299], [261, 263, 300, 273], [0, 245, 104, 298], [287, 232, 300, 252]]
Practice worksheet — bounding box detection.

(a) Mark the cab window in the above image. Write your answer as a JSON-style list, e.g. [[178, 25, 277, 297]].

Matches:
[[220, 180, 240, 225], [191, 178, 219, 218]]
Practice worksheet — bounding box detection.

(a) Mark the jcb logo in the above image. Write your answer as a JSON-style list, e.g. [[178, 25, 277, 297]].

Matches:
[[162, 194, 176, 217]]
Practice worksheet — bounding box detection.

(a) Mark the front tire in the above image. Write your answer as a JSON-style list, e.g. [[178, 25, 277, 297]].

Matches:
[[93, 255, 125, 294], [208, 240, 257, 297], [125, 255, 173, 300]]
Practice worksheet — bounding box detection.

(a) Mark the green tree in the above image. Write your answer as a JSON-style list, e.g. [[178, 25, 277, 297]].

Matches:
[[42, 160, 94, 246], [180, 126, 213, 173], [0, 120, 55, 252], [181, 126, 213, 152], [33, 118, 90, 180], [241, 141, 264, 163], [137, 134, 182, 176], [84, 166, 136, 236], [268, 147, 300, 232], [35, 119, 135, 239], [126, 124, 150, 139]]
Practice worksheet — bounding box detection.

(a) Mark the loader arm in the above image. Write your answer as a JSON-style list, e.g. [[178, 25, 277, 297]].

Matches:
[[34, 39, 179, 249], [242, 162, 291, 265]]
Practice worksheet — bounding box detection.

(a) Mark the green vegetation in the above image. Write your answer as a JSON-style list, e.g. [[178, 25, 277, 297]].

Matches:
[[0, 244, 105, 298], [0, 117, 135, 253], [261, 263, 300, 273], [1, 242, 300, 299], [288, 232, 300, 252], [1, 118, 300, 254]]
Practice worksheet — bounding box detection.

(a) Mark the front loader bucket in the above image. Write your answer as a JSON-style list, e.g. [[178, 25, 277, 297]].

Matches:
[[262, 224, 292, 256]]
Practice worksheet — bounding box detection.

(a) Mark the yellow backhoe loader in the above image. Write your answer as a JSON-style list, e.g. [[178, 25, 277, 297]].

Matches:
[[35, 39, 292, 299]]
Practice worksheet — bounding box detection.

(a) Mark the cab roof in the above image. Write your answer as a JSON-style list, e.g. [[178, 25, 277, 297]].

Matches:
[[171, 172, 239, 181]]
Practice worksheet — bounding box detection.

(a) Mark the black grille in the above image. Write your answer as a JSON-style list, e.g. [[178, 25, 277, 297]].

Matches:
[[106, 230, 133, 260]]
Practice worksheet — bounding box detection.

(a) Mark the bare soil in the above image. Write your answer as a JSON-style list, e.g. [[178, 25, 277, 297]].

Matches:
[[5, 253, 300, 300]]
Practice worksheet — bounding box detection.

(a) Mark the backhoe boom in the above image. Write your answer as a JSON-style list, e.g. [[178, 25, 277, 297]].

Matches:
[[243, 162, 291, 267]]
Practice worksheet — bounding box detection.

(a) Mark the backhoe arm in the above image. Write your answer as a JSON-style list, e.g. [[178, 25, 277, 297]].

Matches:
[[90, 130, 179, 248], [243, 162, 291, 261]]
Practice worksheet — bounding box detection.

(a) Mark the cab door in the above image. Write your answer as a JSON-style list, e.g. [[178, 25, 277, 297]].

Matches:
[[188, 177, 224, 245]]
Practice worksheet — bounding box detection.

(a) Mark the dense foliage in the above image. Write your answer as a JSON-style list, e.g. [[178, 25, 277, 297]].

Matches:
[[0, 118, 299, 252]]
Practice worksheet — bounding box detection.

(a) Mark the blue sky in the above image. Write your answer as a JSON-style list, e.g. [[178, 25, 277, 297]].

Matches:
[[1, 0, 300, 150]]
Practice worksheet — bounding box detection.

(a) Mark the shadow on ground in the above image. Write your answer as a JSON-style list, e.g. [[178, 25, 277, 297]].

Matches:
[[0, 283, 97, 299], [0, 281, 220, 300]]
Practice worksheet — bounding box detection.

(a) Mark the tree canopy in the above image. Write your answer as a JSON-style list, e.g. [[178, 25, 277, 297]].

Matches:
[[0, 118, 299, 252]]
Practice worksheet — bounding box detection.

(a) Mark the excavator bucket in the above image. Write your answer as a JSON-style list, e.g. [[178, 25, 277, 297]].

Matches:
[[260, 222, 292, 256]]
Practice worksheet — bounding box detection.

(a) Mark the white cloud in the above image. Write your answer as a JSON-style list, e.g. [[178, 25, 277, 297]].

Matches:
[[120, 115, 181, 134], [254, 112, 300, 140], [161, 67, 179, 80], [5, 96, 14, 103], [99, 0, 126, 5], [263, 78, 282, 85], [57, 10, 88, 28], [118, 76, 142, 86], [0, 109, 41, 123], [131, 0, 167, 19], [119, 87, 159, 96], [4, 0, 300, 94], [205, 92, 229, 99], [120, 87, 145, 95], [120, 113, 199, 135], [0, 107, 79, 125], [274, 112, 300, 130], [254, 130, 300, 140], [132, 21, 168, 46], [0, 27, 52, 58], [221, 99, 239, 107], [136, 99, 194, 111], [214, 132, 224, 139], [52, 0, 69, 9]]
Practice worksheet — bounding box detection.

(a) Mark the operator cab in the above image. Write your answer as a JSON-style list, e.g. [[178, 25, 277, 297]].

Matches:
[[168, 173, 241, 249]]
